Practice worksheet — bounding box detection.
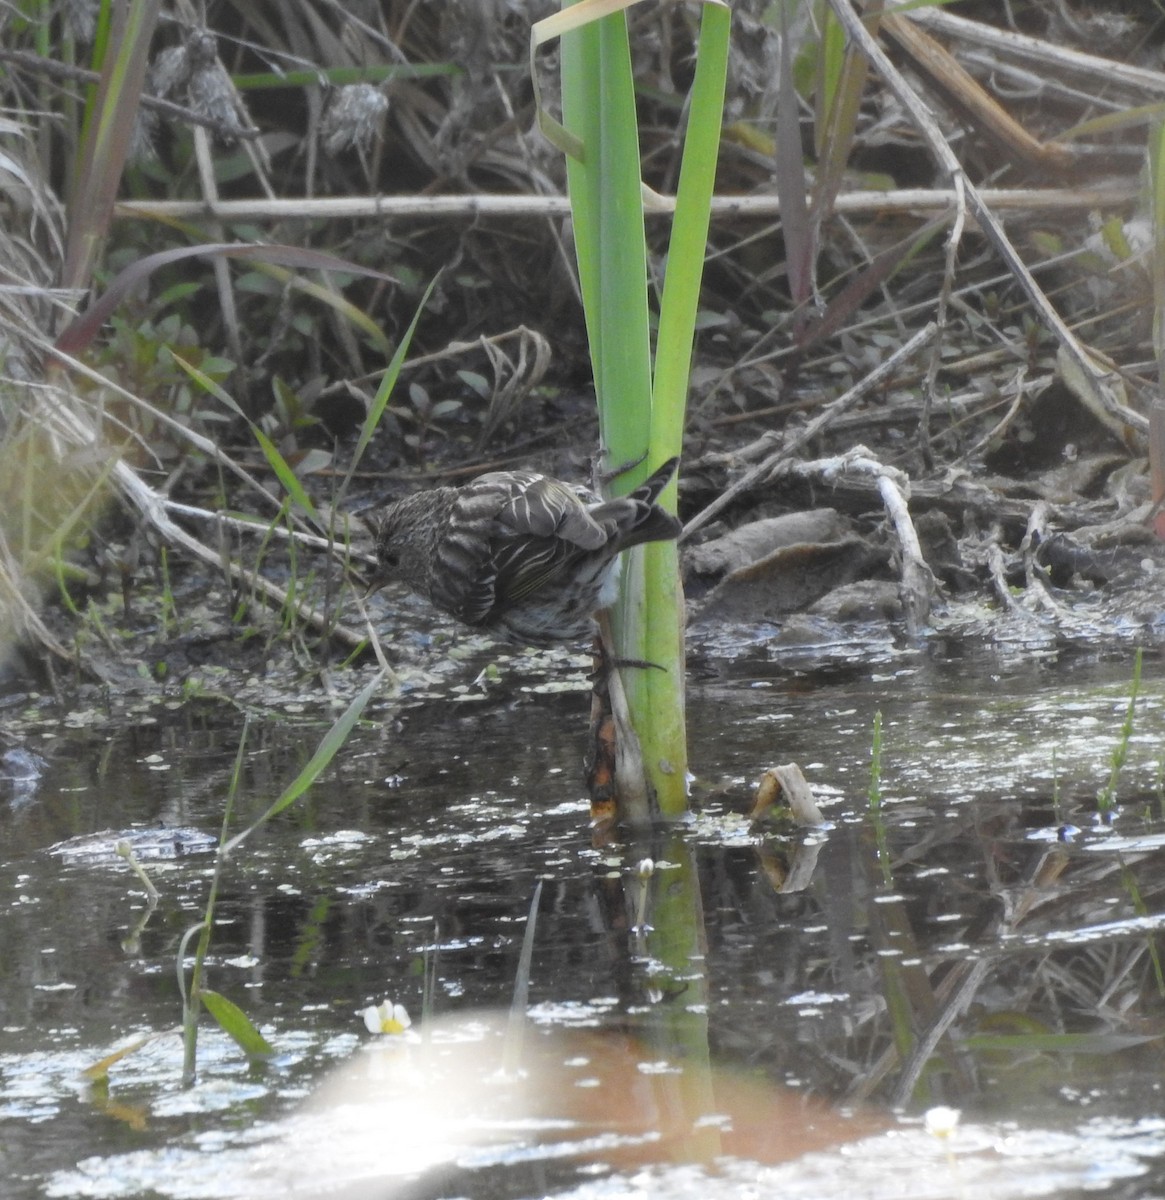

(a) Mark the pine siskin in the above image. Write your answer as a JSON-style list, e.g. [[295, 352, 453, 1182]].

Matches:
[[364, 457, 681, 647]]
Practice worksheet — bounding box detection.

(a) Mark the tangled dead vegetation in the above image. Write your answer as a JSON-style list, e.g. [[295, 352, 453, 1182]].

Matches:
[[1, 1, 1164, 700]]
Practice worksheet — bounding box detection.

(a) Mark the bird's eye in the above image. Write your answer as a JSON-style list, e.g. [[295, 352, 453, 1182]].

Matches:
[[381, 550, 400, 568]]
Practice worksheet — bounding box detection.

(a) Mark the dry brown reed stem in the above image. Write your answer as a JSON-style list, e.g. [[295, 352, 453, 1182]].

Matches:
[[913, 6, 1165, 99], [25, 342, 375, 655], [113, 185, 1139, 225], [827, 0, 1148, 443], [191, 125, 245, 372]]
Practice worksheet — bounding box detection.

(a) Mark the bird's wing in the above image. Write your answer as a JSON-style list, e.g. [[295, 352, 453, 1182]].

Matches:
[[428, 485, 517, 625], [495, 475, 608, 550], [449, 566, 501, 624], [489, 535, 573, 604], [437, 473, 606, 623]]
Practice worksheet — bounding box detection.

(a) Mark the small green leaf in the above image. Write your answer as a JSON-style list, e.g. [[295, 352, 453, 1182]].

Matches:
[[201, 989, 275, 1059], [83, 1031, 167, 1081], [456, 369, 490, 398], [430, 399, 464, 418], [252, 425, 321, 525], [157, 282, 203, 307]]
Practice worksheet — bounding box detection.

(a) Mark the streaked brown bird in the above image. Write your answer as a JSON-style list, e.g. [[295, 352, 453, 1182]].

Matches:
[[364, 457, 681, 647]]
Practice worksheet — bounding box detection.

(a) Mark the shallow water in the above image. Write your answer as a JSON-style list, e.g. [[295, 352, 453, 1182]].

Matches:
[[2, 644, 1164, 1199]]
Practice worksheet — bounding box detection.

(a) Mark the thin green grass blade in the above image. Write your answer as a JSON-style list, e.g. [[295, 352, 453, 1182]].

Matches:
[[650, 0, 729, 463], [55, 242, 398, 357], [814, 1, 846, 160], [263, 267, 393, 357], [183, 713, 251, 1084], [169, 350, 322, 527], [1149, 122, 1165, 534], [221, 670, 384, 855], [232, 63, 456, 91], [341, 272, 442, 501], [812, 5, 874, 237], [1151, 122, 1165, 375], [251, 426, 322, 527], [965, 1031, 1160, 1054]]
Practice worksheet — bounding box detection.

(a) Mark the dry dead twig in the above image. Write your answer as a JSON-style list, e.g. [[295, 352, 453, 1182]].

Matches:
[[828, 0, 1148, 444], [776, 446, 935, 634], [683, 321, 939, 541]]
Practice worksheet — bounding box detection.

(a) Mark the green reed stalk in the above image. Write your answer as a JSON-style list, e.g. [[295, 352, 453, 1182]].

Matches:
[[555, 0, 728, 821]]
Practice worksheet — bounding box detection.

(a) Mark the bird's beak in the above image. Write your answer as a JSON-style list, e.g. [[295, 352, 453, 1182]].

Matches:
[[363, 570, 387, 598]]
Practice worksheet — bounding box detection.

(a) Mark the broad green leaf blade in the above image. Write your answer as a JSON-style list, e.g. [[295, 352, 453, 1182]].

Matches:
[[634, 1, 728, 819], [562, 7, 653, 478], [201, 989, 275, 1059], [557, 0, 729, 822]]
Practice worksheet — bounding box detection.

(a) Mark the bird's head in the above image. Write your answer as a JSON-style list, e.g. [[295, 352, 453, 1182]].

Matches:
[[359, 492, 445, 597]]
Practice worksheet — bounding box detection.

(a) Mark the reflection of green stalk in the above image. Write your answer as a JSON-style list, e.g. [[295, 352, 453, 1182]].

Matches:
[[1097, 648, 1142, 816], [867, 711, 892, 886], [503, 880, 543, 1077], [860, 711, 917, 1091], [867, 709, 883, 812], [1052, 745, 1061, 823], [1119, 862, 1165, 998], [181, 716, 248, 1086], [180, 673, 382, 1081], [641, 833, 719, 1162], [860, 714, 939, 1104], [859, 849, 922, 1099]]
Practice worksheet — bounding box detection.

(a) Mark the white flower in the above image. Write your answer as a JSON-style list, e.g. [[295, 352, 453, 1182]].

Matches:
[[924, 1105, 960, 1139], [362, 1000, 412, 1035]]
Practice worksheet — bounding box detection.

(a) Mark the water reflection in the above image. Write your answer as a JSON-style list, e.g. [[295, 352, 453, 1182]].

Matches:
[[0, 649, 1163, 1197]]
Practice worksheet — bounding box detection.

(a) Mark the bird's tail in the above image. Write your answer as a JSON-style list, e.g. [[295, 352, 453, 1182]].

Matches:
[[604, 457, 682, 551], [632, 457, 679, 506]]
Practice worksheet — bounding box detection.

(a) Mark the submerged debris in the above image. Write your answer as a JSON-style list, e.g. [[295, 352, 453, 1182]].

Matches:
[[49, 826, 217, 864]]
